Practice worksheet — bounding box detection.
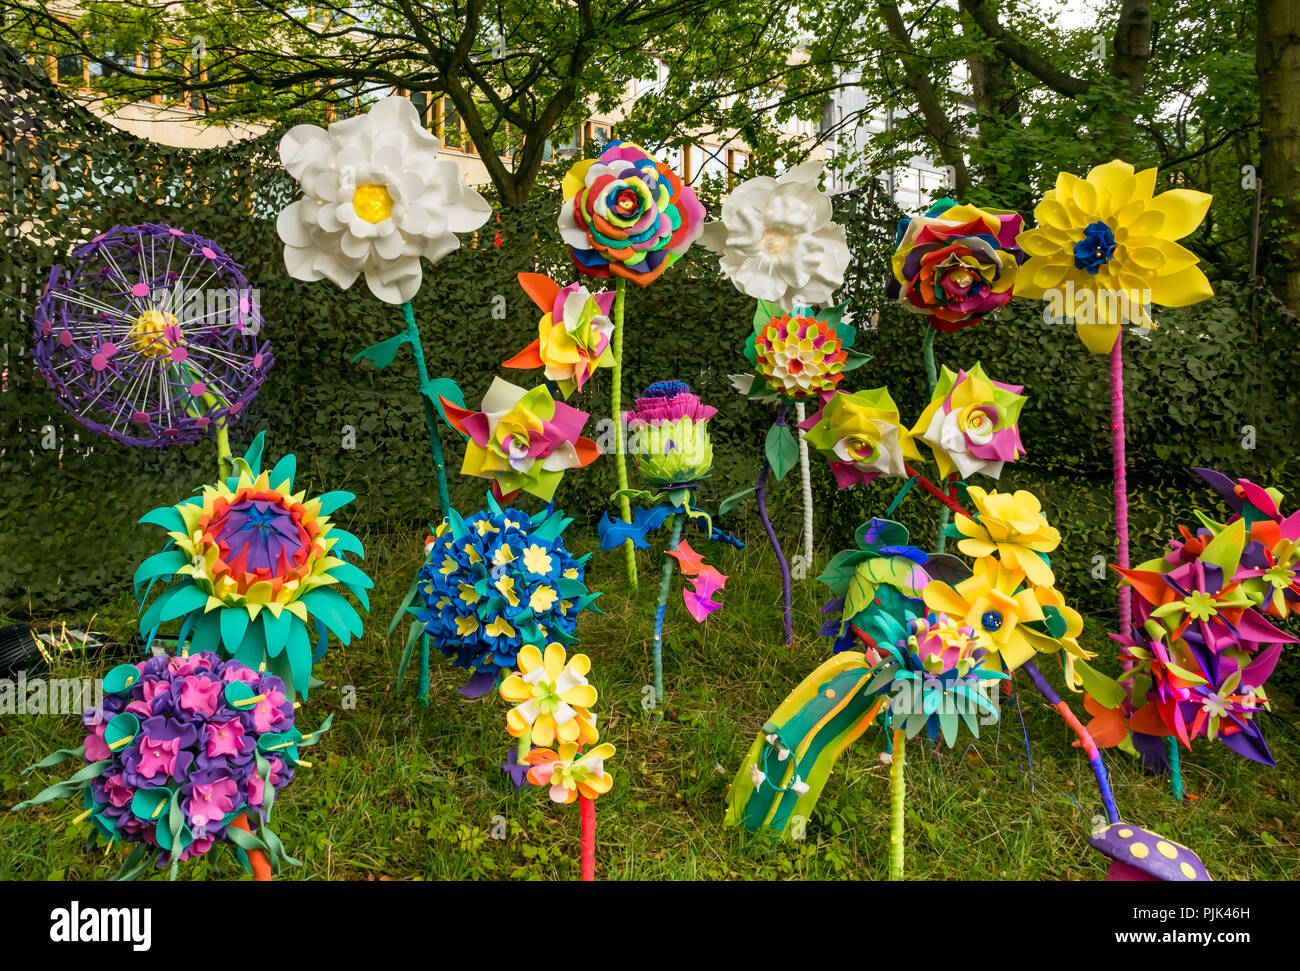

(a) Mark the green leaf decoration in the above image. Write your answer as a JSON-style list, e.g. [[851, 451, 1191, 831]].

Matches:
[[351, 332, 409, 371], [765, 424, 799, 480], [426, 377, 466, 426], [719, 486, 756, 515]]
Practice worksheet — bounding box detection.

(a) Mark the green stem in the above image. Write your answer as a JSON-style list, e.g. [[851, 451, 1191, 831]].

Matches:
[[1165, 735, 1184, 801], [652, 513, 684, 706], [215, 422, 232, 480], [611, 277, 637, 589], [517, 730, 531, 763], [417, 635, 430, 707], [889, 727, 906, 880], [922, 328, 950, 554], [401, 300, 452, 519]]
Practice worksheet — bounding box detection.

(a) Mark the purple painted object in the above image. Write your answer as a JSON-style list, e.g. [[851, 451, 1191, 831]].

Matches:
[[31, 223, 272, 447]]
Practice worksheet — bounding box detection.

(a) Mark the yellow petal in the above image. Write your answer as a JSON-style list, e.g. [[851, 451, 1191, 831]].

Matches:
[[1147, 264, 1214, 308], [1146, 189, 1212, 241]]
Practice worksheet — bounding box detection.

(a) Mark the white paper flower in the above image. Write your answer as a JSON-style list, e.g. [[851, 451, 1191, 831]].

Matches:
[[699, 160, 850, 308], [275, 96, 491, 304]]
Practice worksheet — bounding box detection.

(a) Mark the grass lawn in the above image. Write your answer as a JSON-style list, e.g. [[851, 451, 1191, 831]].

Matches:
[[2, 521, 1298, 881]]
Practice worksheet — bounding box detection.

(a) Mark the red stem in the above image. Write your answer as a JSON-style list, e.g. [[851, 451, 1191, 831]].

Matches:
[[903, 464, 969, 518], [579, 796, 596, 881]]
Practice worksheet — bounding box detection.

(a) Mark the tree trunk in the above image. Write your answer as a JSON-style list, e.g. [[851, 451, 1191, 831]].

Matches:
[[1258, 0, 1300, 312], [1112, 0, 1154, 94]]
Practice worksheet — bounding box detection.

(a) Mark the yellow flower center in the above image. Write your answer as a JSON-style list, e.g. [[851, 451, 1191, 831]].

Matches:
[[762, 229, 795, 255], [352, 182, 394, 223], [127, 309, 182, 358]]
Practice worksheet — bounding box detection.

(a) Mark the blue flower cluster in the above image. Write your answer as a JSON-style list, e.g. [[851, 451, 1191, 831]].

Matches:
[[415, 496, 601, 683]]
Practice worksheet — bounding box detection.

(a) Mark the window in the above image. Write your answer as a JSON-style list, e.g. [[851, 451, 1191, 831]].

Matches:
[[56, 53, 83, 87], [585, 123, 612, 151], [439, 98, 464, 150]]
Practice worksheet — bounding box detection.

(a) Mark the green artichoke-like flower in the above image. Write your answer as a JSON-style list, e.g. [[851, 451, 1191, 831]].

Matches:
[[625, 381, 716, 487]]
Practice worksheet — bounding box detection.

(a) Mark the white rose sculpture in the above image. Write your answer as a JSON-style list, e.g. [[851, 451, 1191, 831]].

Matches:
[[699, 160, 850, 309], [276, 96, 491, 304]]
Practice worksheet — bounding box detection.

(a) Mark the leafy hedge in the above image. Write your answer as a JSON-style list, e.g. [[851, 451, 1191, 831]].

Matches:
[[2, 52, 1297, 618]]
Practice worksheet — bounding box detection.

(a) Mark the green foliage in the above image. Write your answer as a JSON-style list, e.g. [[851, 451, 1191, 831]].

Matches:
[[1, 63, 1297, 618]]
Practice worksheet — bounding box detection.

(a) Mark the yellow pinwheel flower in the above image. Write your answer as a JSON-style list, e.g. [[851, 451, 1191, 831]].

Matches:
[[922, 559, 1053, 672], [500, 644, 599, 747], [524, 741, 616, 804], [954, 488, 1061, 586], [1015, 160, 1212, 353]]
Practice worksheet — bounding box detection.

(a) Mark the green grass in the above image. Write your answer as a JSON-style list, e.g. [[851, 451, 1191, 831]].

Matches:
[[2, 521, 1298, 881]]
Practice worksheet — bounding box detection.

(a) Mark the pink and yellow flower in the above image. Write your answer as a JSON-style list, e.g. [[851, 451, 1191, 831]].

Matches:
[[500, 643, 599, 747], [524, 741, 616, 804], [503, 274, 615, 398]]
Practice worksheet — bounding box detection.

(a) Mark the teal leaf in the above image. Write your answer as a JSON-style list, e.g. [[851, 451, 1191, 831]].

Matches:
[[313, 491, 356, 516], [269, 453, 297, 490], [138, 506, 186, 532], [220, 609, 251, 654], [426, 377, 466, 426], [263, 609, 293, 658], [243, 431, 267, 476], [351, 332, 409, 371], [133, 550, 188, 599]]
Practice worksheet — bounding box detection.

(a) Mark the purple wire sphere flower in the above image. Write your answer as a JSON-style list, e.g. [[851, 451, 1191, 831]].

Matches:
[[31, 223, 272, 447]]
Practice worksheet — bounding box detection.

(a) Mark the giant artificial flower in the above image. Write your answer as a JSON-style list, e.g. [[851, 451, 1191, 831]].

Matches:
[[922, 558, 1086, 673], [911, 364, 1026, 481], [135, 432, 371, 701], [736, 300, 867, 400], [866, 612, 1007, 746], [411, 498, 601, 689], [953, 487, 1061, 586], [1014, 160, 1214, 353], [441, 377, 600, 502], [276, 95, 492, 304], [817, 518, 937, 654], [886, 198, 1025, 332], [500, 643, 599, 748], [13, 651, 329, 875], [1120, 519, 1296, 656], [558, 141, 705, 286], [798, 387, 918, 489], [524, 741, 616, 804], [503, 273, 615, 398], [625, 380, 716, 487], [700, 160, 850, 308]]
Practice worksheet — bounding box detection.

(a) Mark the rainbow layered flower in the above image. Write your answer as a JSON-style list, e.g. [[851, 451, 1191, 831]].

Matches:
[[625, 380, 716, 487], [922, 558, 1086, 673], [135, 433, 371, 701], [558, 141, 705, 286], [412, 497, 601, 688], [524, 741, 616, 804], [502, 273, 615, 398], [441, 377, 600, 502], [500, 643, 599, 748], [1014, 160, 1214, 353], [911, 364, 1026, 481], [953, 488, 1061, 586], [799, 387, 918, 489], [738, 300, 867, 400], [14, 651, 330, 876], [886, 198, 1025, 332]]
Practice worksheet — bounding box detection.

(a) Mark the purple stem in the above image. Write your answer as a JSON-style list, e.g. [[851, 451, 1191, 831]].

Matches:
[[757, 405, 793, 646]]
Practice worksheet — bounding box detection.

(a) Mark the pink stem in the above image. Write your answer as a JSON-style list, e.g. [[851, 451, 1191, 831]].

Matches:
[[1111, 332, 1133, 650], [579, 796, 596, 881]]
